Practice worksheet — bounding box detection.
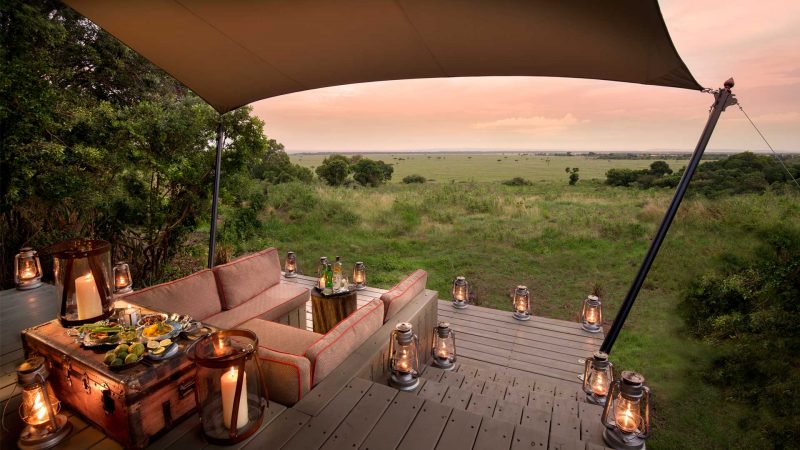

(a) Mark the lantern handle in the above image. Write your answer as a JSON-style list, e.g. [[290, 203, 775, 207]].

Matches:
[[412, 334, 420, 377], [581, 357, 593, 394], [640, 385, 652, 438], [387, 329, 397, 371], [229, 358, 247, 438], [600, 379, 619, 430], [451, 330, 457, 364]]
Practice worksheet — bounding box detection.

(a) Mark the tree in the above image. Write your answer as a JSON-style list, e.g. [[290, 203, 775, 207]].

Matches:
[[649, 160, 673, 177], [402, 175, 426, 184], [566, 167, 580, 185], [352, 158, 393, 187], [605, 168, 642, 186], [315, 155, 351, 186]]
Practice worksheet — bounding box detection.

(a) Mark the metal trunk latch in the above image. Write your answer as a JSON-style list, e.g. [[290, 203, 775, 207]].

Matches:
[[102, 387, 115, 415], [178, 379, 196, 399], [81, 373, 91, 394]]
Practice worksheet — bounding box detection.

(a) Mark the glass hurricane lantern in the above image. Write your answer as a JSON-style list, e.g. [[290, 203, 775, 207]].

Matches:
[[582, 351, 613, 405], [512, 285, 531, 321], [581, 295, 603, 333], [451, 276, 469, 309], [388, 322, 420, 391], [601, 371, 651, 450], [431, 322, 457, 370], [284, 251, 297, 278], [48, 239, 114, 327], [15, 247, 43, 291], [16, 357, 72, 450]]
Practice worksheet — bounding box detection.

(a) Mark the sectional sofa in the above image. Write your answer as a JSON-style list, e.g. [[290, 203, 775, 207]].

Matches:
[[125, 247, 429, 405]]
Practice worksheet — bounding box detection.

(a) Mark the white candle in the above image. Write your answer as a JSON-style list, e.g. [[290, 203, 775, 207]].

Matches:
[[75, 273, 103, 320], [220, 367, 248, 430]]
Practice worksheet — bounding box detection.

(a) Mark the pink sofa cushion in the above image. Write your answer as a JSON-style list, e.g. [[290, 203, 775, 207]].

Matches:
[[203, 282, 309, 330], [240, 318, 320, 405], [380, 270, 428, 321], [212, 248, 281, 310], [305, 299, 384, 386], [124, 269, 222, 320]]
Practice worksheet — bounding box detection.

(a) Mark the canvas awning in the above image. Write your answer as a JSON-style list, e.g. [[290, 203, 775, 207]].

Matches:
[[63, 0, 703, 113]]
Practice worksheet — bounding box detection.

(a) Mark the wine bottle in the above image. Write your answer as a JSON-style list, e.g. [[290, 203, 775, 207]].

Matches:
[[333, 256, 343, 291], [325, 263, 333, 289]]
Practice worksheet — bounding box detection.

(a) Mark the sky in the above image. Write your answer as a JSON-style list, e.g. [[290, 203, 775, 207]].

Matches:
[[250, 0, 800, 153]]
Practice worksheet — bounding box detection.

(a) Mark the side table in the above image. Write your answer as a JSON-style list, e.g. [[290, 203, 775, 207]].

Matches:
[[311, 289, 358, 334]]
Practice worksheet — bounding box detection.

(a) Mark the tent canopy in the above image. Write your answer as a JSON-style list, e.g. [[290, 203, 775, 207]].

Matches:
[[64, 0, 703, 113]]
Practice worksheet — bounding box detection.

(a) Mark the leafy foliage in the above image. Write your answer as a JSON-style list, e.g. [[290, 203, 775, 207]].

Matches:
[[565, 167, 580, 185], [352, 158, 393, 187], [315, 154, 393, 187], [690, 152, 799, 197], [315, 155, 352, 186], [402, 174, 427, 184], [605, 161, 676, 187], [680, 223, 800, 447], [502, 177, 533, 186], [0, 0, 301, 287]]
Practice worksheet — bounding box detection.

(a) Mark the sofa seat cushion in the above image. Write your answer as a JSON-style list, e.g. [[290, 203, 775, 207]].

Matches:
[[212, 247, 281, 310], [305, 299, 385, 386], [203, 282, 309, 330], [124, 269, 222, 320], [240, 318, 320, 406], [380, 270, 428, 322]]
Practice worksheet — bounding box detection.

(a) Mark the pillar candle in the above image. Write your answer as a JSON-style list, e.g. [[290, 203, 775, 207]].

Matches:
[[220, 367, 248, 430], [75, 273, 103, 320]]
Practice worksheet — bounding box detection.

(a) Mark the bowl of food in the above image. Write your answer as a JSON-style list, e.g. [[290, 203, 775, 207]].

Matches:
[[137, 314, 168, 327], [146, 339, 180, 360], [139, 321, 180, 341], [104, 343, 145, 371]]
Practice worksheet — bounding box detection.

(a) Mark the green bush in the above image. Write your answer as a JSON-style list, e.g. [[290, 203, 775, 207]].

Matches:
[[502, 177, 532, 186], [679, 223, 800, 447], [402, 174, 427, 184]]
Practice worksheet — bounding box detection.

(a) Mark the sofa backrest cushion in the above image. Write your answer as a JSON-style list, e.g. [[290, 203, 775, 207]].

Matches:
[[212, 247, 281, 310], [124, 269, 222, 320], [305, 299, 384, 386], [380, 270, 428, 322]]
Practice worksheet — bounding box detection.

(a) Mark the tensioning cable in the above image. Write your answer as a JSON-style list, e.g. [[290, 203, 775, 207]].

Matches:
[[737, 103, 800, 189]]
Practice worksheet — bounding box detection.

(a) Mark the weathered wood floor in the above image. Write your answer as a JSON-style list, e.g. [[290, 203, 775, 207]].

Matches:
[[0, 278, 603, 449]]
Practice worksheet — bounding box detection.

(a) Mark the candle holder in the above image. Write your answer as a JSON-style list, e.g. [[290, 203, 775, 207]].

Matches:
[[582, 351, 613, 405], [601, 371, 651, 450], [115, 305, 141, 328], [188, 330, 268, 445], [16, 357, 72, 450], [353, 262, 366, 291], [431, 322, 457, 370], [512, 285, 531, 321], [284, 251, 297, 278], [14, 247, 43, 291], [388, 322, 419, 391], [112, 262, 133, 295], [581, 295, 603, 333], [451, 276, 469, 309], [47, 239, 114, 327]]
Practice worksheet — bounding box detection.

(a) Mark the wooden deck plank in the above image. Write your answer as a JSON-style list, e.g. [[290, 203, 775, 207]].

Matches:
[[512, 425, 550, 450], [482, 380, 508, 400], [418, 380, 449, 403], [473, 416, 515, 450], [358, 390, 424, 450], [440, 385, 473, 410], [453, 325, 592, 359], [87, 437, 124, 450], [202, 401, 286, 450], [242, 408, 310, 450], [457, 363, 479, 378], [439, 371, 465, 388], [442, 315, 598, 352], [493, 399, 524, 425], [321, 383, 398, 450], [521, 407, 553, 433], [550, 409, 582, 442], [466, 392, 497, 419], [434, 407, 482, 450], [397, 400, 452, 450], [463, 377, 486, 395], [283, 378, 371, 450], [421, 365, 446, 382], [504, 385, 531, 407], [147, 415, 201, 450], [529, 392, 555, 412]]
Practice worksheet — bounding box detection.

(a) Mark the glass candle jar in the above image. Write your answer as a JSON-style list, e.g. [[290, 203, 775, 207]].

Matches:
[[48, 239, 114, 327], [15, 247, 43, 290], [388, 322, 419, 390]]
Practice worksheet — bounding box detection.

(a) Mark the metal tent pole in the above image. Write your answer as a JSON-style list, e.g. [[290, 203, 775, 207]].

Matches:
[[600, 79, 737, 354], [208, 121, 224, 269]]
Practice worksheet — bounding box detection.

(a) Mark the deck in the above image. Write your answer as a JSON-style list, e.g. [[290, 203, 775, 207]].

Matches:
[[0, 278, 605, 449]]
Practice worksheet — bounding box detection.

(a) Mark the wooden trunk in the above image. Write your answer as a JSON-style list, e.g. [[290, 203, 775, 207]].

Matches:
[[21, 320, 198, 449], [311, 290, 357, 334]]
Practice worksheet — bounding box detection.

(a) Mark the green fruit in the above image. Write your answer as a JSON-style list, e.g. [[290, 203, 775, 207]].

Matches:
[[114, 344, 129, 355], [111, 358, 123, 366], [117, 351, 128, 361], [124, 353, 138, 364], [104, 352, 116, 364], [130, 343, 145, 356]]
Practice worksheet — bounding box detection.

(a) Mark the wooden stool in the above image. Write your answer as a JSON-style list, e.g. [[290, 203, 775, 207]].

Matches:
[[311, 289, 358, 334]]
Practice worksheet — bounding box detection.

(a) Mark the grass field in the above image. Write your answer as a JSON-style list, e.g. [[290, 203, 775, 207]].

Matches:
[[291, 153, 688, 183], [173, 154, 797, 449]]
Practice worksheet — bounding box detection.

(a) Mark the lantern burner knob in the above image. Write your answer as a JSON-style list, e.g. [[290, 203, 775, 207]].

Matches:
[[17, 357, 49, 386]]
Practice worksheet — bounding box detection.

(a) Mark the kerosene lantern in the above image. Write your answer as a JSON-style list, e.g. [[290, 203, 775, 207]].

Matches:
[[601, 371, 651, 450], [48, 239, 114, 327], [188, 330, 269, 445], [581, 295, 603, 333], [16, 357, 72, 450], [388, 322, 420, 390], [284, 251, 297, 278], [512, 285, 531, 321], [14, 247, 43, 290], [582, 351, 613, 405], [112, 262, 133, 295], [353, 262, 366, 290], [431, 322, 457, 370], [451, 276, 469, 309]]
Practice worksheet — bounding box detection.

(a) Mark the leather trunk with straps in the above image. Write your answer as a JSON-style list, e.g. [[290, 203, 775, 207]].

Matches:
[[21, 320, 198, 449]]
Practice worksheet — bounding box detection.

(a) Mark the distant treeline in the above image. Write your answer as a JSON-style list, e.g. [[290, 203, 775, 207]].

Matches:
[[605, 152, 800, 196]]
